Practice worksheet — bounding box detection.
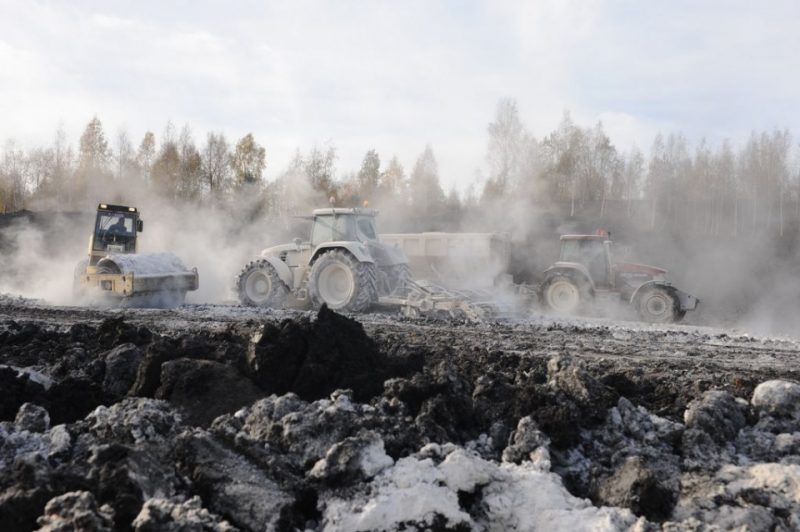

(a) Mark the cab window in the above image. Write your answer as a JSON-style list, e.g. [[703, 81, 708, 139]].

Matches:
[[311, 215, 333, 245], [357, 217, 377, 240], [333, 216, 355, 241], [560, 240, 581, 262], [93, 213, 136, 251]]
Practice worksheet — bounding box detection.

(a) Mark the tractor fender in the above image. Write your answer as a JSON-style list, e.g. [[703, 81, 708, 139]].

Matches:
[[311, 242, 375, 264], [630, 280, 663, 305], [630, 281, 700, 311], [542, 262, 596, 292], [630, 281, 699, 311], [255, 255, 293, 287]]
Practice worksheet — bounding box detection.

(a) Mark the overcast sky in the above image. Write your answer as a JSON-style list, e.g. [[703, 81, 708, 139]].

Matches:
[[1, 0, 799, 191]]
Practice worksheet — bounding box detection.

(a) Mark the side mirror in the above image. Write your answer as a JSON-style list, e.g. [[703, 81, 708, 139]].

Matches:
[[137, 220, 144, 232], [293, 237, 302, 247]]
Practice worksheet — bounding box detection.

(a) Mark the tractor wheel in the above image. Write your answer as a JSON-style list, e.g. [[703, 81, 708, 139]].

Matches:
[[542, 274, 589, 315], [236, 260, 289, 308], [309, 250, 377, 312], [636, 286, 680, 323]]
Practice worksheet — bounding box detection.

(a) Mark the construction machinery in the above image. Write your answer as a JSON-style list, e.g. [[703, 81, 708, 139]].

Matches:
[[540, 232, 698, 323], [383, 230, 698, 323], [235, 208, 490, 318], [74, 203, 199, 307]]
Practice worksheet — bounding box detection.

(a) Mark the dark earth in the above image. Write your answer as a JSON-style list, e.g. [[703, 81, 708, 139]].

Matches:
[[2, 296, 800, 530]]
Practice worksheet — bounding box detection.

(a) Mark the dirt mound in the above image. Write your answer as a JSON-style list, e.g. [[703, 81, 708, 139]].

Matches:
[[249, 305, 417, 402], [2, 306, 800, 530]]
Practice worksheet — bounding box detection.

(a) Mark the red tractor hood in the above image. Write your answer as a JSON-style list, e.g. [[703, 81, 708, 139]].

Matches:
[[614, 262, 668, 276]]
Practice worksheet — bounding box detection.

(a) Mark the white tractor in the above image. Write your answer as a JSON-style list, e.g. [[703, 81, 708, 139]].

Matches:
[[236, 208, 410, 312]]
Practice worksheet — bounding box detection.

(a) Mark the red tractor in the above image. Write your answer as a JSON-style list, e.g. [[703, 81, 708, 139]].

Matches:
[[541, 232, 698, 323]]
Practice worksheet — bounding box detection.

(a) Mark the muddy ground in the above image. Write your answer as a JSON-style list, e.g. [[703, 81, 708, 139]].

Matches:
[[2, 296, 800, 531]]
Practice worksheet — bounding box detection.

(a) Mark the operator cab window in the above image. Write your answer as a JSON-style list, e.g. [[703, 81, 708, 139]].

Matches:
[[356, 217, 377, 241], [333, 216, 355, 241], [94, 213, 136, 251], [311, 215, 333, 246], [312, 214, 357, 245], [560, 240, 581, 262]]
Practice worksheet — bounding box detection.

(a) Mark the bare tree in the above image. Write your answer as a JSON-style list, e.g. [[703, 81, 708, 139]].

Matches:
[[202, 132, 231, 196], [137, 131, 156, 186]]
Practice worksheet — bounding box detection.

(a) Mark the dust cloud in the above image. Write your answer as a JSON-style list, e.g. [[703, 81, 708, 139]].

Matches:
[[1, 168, 799, 338]]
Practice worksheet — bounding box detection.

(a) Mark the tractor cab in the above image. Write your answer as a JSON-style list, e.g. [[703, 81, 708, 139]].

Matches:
[[88, 204, 143, 265], [559, 235, 614, 288], [309, 207, 379, 245]]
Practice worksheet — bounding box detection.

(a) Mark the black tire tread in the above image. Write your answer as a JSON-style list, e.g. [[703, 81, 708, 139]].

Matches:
[[308, 250, 377, 312], [636, 286, 680, 323], [236, 259, 289, 308]]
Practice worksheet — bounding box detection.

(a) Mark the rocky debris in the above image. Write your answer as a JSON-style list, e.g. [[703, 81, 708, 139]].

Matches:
[[752, 380, 800, 416], [0, 366, 47, 422], [501, 416, 550, 464], [596, 455, 675, 521], [556, 396, 684, 520], [15, 403, 50, 433], [2, 307, 800, 530], [547, 353, 617, 410], [248, 305, 410, 402], [309, 430, 394, 484], [102, 343, 143, 398], [175, 429, 294, 531], [211, 390, 418, 471], [132, 496, 237, 532], [97, 317, 152, 349], [35, 491, 114, 532], [684, 390, 748, 444], [155, 358, 261, 426], [670, 463, 800, 530]]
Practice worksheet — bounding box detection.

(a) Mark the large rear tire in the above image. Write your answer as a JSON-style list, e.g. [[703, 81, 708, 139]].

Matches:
[[309, 250, 377, 312], [236, 260, 289, 308], [636, 286, 680, 323], [542, 274, 589, 315]]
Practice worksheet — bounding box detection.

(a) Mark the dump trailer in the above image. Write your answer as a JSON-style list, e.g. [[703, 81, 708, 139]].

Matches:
[[379, 232, 512, 289], [74, 203, 199, 307]]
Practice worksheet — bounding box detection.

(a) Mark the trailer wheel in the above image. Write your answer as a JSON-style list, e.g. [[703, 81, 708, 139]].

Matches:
[[542, 274, 588, 315], [309, 250, 377, 312], [237, 260, 289, 308], [636, 287, 680, 323]]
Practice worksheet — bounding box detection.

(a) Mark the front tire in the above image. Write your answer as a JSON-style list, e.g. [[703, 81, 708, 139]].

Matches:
[[236, 260, 289, 308], [308, 250, 377, 312], [636, 286, 680, 323]]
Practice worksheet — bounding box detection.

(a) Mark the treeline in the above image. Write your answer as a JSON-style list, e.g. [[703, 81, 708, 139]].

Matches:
[[2, 99, 799, 237]]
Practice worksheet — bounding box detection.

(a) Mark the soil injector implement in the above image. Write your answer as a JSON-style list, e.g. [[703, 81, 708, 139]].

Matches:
[[74, 203, 199, 307]]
